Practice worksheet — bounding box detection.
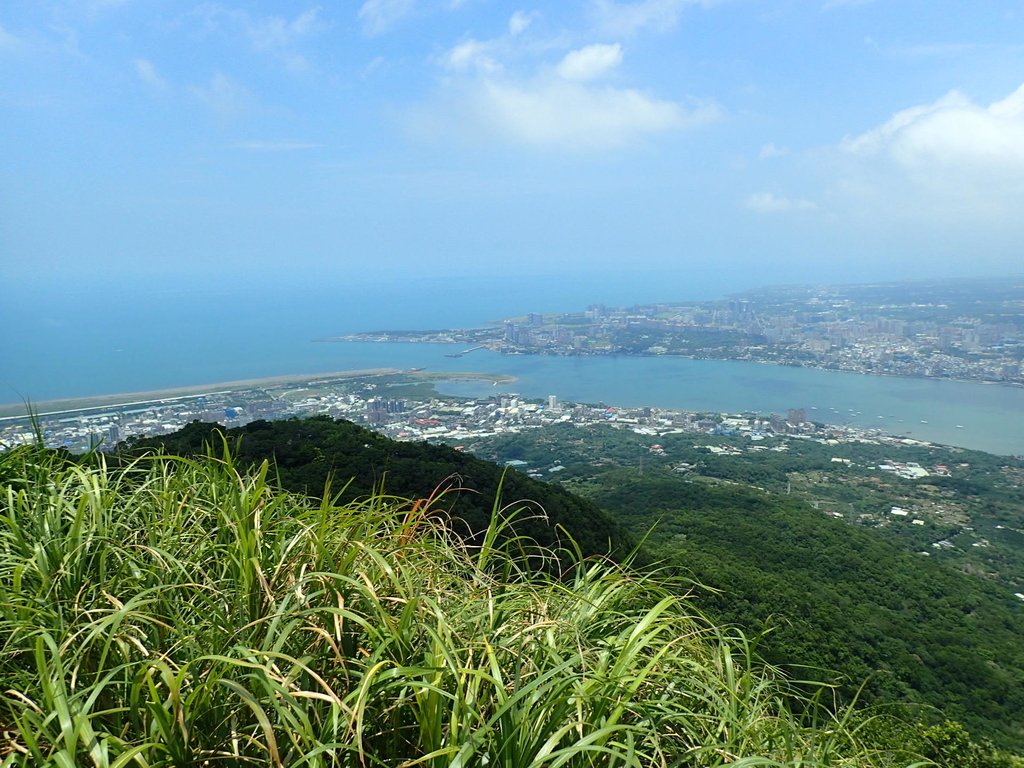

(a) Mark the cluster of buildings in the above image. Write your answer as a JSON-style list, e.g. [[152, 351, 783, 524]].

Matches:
[[1, 372, 930, 459], [343, 284, 1024, 385], [0, 391, 291, 453], [497, 301, 1023, 384], [6, 370, 1016, 598]]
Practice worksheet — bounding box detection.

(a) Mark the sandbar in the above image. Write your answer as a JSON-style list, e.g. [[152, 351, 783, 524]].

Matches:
[[0, 369, 401, 419], [0, 368, 518, 420]]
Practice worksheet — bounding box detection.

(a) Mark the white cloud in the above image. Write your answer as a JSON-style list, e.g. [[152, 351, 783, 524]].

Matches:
[[508, 10, 535, 36], [244, 7, 321, 65], [758, 143, 789, 159], [592, 0, 714, 36], [434, 77, 716, 150], [745, 193, 817, 213], [133, 58, 167, 89], [191, 72, 255, 119], [443, 39, 500, 73], [359, 0, 415, 35], [0, 22, 29, 54], [557, 43, 622, 82], [192, 6, 322, 70], [842, 83, 1024, 169], [802, 83, 1024, 227], [416, 10, 716, 151], [236, 140, 320, 151]]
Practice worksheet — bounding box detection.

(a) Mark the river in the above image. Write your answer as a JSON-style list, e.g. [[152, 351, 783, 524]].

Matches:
[[3, 279, 1022, 455]]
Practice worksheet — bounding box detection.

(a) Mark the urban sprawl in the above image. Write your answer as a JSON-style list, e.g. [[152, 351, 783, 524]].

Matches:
[[337, 281, 1024, 385], [1, 370, 948, 469]]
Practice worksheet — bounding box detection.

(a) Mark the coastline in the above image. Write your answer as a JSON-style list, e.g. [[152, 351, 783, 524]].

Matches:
[[3, 350, 1021, 454], [331, 333, 1024, 390], [0, 368, 520, 420], [0, 369, 402, 419]]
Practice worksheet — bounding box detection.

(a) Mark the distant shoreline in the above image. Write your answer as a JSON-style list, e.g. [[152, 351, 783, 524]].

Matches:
[[332, 334, 1024, 391], [0, 368, 521, 420], [0, 369, 404, 419]]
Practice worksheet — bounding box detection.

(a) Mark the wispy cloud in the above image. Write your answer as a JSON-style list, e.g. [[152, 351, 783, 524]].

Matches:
[[442, 39, 501, 74], [236, 140, 320, 151], [243, 7, 322, 68], [0, 22, 29, 54], [133, 58, 167, 89], [758, 143, 789, 159], [557, 43, 623, 81], [191, 72, 255, 119], [745, 192, 817, 213], [190, 5, 323, 69], [591, 0, 716, 36], [508, 10, 536, 36], [358, 0, 415, 35]]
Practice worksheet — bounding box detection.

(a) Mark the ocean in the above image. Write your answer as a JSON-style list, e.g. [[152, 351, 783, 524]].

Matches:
[[3, 275, 1023, 456]]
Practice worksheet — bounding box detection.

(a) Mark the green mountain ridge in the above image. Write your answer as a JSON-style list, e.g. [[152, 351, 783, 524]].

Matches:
[[124, 416, 1024, 756], [1, 440, 950, 767], [122, 416, 634, 566]]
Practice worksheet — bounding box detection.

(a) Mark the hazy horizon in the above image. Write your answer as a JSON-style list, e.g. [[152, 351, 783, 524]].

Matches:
[[3, 1, 1024, 305]]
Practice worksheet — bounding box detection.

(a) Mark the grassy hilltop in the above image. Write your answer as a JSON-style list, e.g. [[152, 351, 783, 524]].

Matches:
[[123, 417, 1024, 755], [460, 422, 1024, 755], [0, 442, 924, 767], [3, 418, 1022, 765]]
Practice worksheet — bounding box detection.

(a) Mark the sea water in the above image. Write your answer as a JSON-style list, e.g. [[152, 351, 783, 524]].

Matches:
[[2, 275, 1022, 455]]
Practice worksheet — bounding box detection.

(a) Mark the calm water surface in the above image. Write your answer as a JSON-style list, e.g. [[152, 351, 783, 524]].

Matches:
[[3, 279, 1022, 456]]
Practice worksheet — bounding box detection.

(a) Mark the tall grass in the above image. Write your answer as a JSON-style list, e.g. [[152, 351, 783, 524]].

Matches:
[[0, 444, 921, 766]]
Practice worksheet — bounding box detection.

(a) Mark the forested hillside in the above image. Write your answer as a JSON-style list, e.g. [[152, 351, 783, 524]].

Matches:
[[6, 444, 933, 767], [585, 467, 1024, 749], [125, 416, 1024, 755], [460, 424, 1024, 754], [122, 417, 635, 564]]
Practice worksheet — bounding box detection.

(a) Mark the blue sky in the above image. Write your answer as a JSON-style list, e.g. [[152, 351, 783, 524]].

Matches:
[[2, 0, 1023, 297]]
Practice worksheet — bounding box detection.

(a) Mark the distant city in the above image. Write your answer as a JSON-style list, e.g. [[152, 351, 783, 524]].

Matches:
[[334, 279, 1024, 385], [0, 369, 946, 461], [4, 279, 1022, 455]]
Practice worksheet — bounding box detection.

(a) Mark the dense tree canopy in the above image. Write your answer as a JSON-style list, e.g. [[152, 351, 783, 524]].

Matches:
[[124, 417, 635, 566]]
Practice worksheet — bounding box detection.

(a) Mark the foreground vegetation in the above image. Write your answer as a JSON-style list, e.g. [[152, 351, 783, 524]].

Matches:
[[459, 423, 1024, 753], [124, 417, 635, 567], [125, 418, 1024, 754], [0, 442, 934, 766]]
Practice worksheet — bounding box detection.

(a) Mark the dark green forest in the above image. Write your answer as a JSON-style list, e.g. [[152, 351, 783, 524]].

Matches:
[[124, 417, 1024, 758], [123, 417, 634, 566], [582, 468, 1024, 747]]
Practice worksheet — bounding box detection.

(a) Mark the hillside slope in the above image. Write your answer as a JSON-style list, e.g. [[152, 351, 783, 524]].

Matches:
[[124, 417, 1024, 755], [0, 445, 921, 767], [122, 417, 635, 563], [457, 424, 1024, 754]]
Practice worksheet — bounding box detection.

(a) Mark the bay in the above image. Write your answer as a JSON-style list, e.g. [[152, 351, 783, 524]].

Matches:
[[2, 277, 1022, 456], [430, 351, 1024, 457]]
